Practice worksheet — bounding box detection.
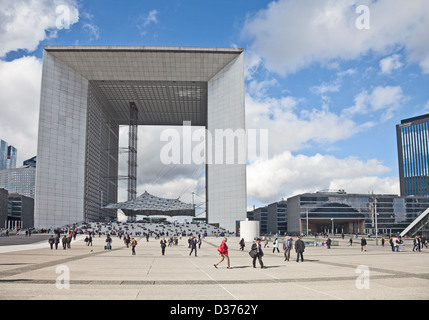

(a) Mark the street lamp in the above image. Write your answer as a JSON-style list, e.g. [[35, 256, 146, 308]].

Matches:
[[306, 208, 309, 236], [331, 218, 334, 235], [370, 195, 379, 245]]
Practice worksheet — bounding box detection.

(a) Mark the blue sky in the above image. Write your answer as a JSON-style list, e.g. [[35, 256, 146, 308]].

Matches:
[[1, 0, 429, 212]]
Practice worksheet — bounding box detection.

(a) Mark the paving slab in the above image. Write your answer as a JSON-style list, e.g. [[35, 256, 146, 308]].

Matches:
[[0, 234, 428, 300]]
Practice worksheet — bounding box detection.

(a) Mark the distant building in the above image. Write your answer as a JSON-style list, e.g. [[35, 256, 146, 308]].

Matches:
[[0, 188, 8, 228], [0, 167, 36, 199], [23, 156, 37, 167], [7, 193, 34, 229], [248, 190, 429, 236], [396, 113, 429, 196], [247, 200, 287, 235], [0, 140, 17, 170]]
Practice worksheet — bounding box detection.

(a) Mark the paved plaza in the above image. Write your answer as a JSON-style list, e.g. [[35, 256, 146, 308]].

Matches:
[[0, 234, 428, 300]]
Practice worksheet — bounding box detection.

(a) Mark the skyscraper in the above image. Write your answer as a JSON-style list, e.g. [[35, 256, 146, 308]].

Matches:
[[0, 140, 17, 170], [396, 114, 429, 196]]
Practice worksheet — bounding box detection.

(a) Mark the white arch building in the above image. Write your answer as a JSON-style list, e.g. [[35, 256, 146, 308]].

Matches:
[[35, 46, 246, 232]]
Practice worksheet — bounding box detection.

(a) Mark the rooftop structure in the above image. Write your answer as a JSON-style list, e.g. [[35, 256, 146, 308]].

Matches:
[[104, 191, 195, 217]]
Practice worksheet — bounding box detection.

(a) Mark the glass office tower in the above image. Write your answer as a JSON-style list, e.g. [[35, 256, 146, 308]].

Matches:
[[0, 140, 17, 170], [396, 114, 429, 196]]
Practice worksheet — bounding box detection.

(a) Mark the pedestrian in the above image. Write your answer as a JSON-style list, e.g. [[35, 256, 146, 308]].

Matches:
[[214, 237, 231, 269], [326, 237, 331, 249], [189, 236, 197, 256], [160, 237, 167, 256], [48, 235, 55, 250], [67, 232, 72, 249], [283, 236, 292, 261], [390, 236, 395, 251], [264, 238, 269, 248], [62, 235, 67, 250], [88, 234, 92, 246], [422, 236, 428, 249], [381, 237, 385, 247], [105, 234, 112, 250], [361, 237, 367, 252], [125, 235, 130, 248], [239, 238, 245, 251], [397, 236, 403, 252], [295, 236, 305, 262], [54, 234, 60, 250], [250, 238, 265, 268], [130, 237, 137, 255], [272, 238, 280, 253], [413, 236, 421, 252], [349, 237, 353, 246], [392, 236, 399, 252]]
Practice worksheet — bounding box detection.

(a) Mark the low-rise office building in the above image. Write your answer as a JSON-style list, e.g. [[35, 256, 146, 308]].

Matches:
[[248, 190, 429, 236], [0, 166, 36, 199], [7, 193, 34, 229], [0, 188, 8, 228]]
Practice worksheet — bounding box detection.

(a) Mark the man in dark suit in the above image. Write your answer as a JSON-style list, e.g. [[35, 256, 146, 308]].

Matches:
[[251, 238, 265, 268], [295, 236, 305, 262], [189, 236, 198, 256]]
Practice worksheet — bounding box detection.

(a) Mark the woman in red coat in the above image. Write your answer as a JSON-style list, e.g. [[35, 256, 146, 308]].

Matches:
[[214, 237, 232, 269]]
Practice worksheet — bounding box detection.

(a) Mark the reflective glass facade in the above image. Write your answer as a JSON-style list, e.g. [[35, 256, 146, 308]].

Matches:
[[0, 140, 17, 170], [397, 114, 429, 196]]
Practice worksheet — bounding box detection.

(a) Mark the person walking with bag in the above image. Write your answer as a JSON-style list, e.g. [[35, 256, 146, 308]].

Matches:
[[214, 238, 231, 269], [250, 238, 265, 268], [272, 238, 280, 253]]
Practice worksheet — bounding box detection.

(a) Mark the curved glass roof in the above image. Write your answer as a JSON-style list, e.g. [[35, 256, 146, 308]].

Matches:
[[104, 191, 195, 217]]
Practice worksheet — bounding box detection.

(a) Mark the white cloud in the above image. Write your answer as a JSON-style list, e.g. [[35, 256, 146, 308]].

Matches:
[[0, 56, 42, 164], [138, 9, 159, 36], [247, 151, 398, 203], [379, 54, 403, 74], [242, 0, 429, 76], [0, 0, 79, 57], [342, 85, 405, 121], [143, 9, 159, 27], [246, 93, 363, 156], [310, 82, 340, 95], [81, 12, 100, 41], [244, 50, 263, 80]]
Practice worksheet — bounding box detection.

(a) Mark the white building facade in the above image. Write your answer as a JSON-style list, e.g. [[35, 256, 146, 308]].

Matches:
[[35, 46, 247, 232]]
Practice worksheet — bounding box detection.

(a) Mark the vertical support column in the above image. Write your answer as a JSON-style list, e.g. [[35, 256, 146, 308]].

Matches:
[[206, 53, 247, 233], [128, 102, 138, 221]]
